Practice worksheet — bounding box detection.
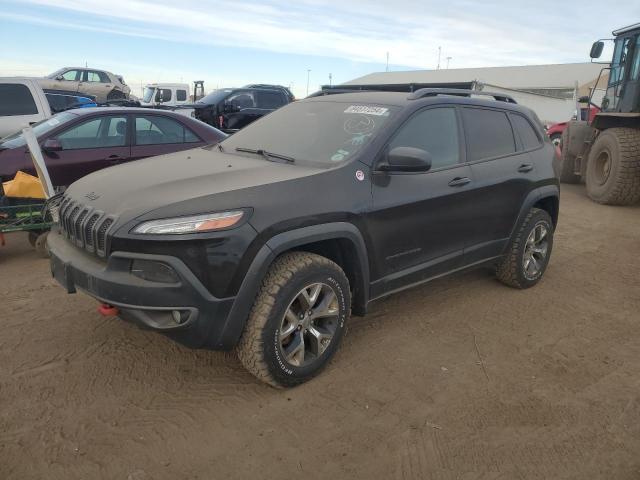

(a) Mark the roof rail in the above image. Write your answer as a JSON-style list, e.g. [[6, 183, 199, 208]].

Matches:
[[407, 88, 517, 104], [307, 88, 382, 98]]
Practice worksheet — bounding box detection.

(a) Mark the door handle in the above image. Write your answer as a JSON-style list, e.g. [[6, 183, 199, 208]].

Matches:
[[518, 163, 534, 173], [106, 154, 122, 164], [448, 177, 471, 187]]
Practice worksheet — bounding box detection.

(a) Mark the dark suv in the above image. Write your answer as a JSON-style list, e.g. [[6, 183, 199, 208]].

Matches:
[[193, 86, 292, 133], [48, 89, 560, 388]]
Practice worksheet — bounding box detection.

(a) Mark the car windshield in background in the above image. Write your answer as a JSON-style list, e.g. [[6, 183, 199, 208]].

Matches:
[[221, 101, 398, 166], [142, 87, 155, 103], [0, 112, 76, 148], [197, 89, 234, 105]]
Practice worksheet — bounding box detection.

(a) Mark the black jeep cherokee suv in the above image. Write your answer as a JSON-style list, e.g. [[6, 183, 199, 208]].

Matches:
[[48, 88, 560, 387]]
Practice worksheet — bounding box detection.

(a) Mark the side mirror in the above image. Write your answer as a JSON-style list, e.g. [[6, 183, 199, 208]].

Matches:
[[578, 95, 591, 103], [56, 75, 64, 81], [380, 147, 432, 172], [223, 103, 239, 113], [590, 41, 604, 59], [42, 138, 63, 152]]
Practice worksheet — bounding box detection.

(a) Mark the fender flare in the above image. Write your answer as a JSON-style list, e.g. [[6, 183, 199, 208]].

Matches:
[[214, 222, 370, 349], [506, 185, 559, 250]]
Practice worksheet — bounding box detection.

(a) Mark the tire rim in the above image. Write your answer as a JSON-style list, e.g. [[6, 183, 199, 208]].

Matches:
[[523, 223, 549, 280], [594, 149, 612, 185], [278, 282, 340, 368]]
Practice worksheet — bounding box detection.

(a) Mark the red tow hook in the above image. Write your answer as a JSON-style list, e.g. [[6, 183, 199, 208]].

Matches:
[[98, 303, 119, 316]]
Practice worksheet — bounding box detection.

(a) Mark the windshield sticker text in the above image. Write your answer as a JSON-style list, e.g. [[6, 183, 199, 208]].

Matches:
[[344, 105, 389, 116]]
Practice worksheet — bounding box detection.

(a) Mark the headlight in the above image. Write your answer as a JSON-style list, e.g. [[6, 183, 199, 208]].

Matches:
[[132, 210, 244, 235]]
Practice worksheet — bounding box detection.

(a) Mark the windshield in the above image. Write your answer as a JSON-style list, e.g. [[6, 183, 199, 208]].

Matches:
[[221, 100, 398, 166], [0, 112, 77, 148], [197, 89, 234, 105], [47, 68, 66, 79], [143, 87, 156, 103]]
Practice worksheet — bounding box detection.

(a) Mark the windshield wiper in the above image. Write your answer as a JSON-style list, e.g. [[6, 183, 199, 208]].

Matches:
[[235, 147, 295, 164]]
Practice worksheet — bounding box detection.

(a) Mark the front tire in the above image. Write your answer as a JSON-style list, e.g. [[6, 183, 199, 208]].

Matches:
[[585, 128, 640, 205], [496, 208, 554, 289], [236, 252, 351, 388]]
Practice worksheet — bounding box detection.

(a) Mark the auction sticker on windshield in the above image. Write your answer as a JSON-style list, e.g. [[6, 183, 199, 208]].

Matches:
[[344, 105, 389, 116]]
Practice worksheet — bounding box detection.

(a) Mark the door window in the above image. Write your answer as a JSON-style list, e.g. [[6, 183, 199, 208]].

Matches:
[[257, 91, 286, 109], [0, 84, 38, 116], [462, 108, 516, 161], [388, 107, 460, 169], [56, 116, 127, 149], [61, 70, 80, 81], [631, 36, 640, 80], [135, 115, 200, 145], [85, 71, 108, 83], [510, 114, 541, 151], [176, 90, 187, 101], [227, 91, 256, 109]]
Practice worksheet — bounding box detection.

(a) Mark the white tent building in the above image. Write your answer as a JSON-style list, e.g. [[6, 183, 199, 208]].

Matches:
[[341, 63, 606, 124]]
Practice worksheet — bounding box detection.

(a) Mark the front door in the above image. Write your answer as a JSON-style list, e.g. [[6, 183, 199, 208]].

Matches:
[[367, 106, 475, 298], [44, 115, 130, 187]]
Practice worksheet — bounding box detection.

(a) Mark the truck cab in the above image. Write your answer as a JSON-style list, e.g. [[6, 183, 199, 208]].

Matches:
[[140, 83, 191, 108], [0, 78, 52, 139]]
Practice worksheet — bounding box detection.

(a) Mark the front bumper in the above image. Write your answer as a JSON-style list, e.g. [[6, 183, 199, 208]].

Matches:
[[48, 231, 237, 349]]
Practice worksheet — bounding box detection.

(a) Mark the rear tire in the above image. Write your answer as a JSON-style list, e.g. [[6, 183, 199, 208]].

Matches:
[[236, 252, 351, 388], [496, 208, 554, 289], [585, 128, 640, 205], [559, 128, 581, 184]]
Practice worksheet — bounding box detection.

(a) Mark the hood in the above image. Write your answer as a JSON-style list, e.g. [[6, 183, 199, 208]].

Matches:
[[64, 146, 322, 223]]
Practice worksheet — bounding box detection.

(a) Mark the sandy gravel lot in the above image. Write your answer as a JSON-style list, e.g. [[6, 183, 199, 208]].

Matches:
[[1, 184, 639, 480]]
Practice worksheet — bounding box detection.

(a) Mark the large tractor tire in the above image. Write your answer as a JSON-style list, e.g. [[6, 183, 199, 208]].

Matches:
[[585, 128, 640, 205], [559, 127, 581, 184]]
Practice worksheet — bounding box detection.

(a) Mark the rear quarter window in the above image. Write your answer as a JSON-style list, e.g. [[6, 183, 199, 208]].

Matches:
[[510, 114, 542, 151], [0, 84, 38, 116], [462, 107, 516, 161]]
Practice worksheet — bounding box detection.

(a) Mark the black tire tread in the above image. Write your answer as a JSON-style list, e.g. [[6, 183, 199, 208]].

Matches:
[[236, 251, 345, 388], [586, 128, 640, 205], [496, 208, 544, 289], [559, 128, 581, 184]]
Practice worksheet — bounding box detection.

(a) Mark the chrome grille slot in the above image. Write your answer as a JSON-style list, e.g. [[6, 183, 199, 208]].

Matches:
[[57, 196, 115, 258]]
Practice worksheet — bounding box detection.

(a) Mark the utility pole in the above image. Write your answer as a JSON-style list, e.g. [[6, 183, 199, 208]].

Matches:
[[437, 46, 441, 70], [446, 57, 452, 69], [306, 69, 311, 97], [329, 73, 332, 86], [386, 52, 389, 72]]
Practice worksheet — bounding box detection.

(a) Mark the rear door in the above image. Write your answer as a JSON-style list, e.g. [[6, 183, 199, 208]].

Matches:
[[463, 107, 540, 263], [44, 114, 130, 186], [130, 114, 204, 160], [368, 106, 475, 297]]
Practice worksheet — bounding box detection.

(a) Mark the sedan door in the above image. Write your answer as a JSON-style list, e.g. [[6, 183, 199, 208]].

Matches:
[[367, 106, 475, 298], [130, 114, 204, 161], [43, 114, 130, 187]]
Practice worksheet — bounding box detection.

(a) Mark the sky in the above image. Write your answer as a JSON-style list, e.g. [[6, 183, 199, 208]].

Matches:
[[0, 0, 637, 98]]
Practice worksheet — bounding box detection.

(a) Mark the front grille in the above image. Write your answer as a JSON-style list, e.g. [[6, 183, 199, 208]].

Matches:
[[57, 196, 116, 257]]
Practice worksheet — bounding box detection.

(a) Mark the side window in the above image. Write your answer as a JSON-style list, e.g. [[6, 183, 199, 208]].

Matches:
[[0, 84, 38, 116], [61, 70, 79, 81], [226, 91, 256, 109], [155, 89, 172, 102], [85, 71, 104, 83], [135, 115, 200, 145], [631, 37, 640, 81], [388, 107, 460, 169], [510, 114, 541, 151], [462, 108, 516, 161], [56, 116, 127, 149], [176, 90, 187, 102], [257, 91, 286, 109]]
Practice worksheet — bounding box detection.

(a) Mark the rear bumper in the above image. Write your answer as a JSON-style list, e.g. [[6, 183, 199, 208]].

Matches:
[[48, 231, 238, 349]]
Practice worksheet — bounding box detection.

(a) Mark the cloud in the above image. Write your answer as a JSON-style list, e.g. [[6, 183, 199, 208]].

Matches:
[[10, 0, 633, 69]]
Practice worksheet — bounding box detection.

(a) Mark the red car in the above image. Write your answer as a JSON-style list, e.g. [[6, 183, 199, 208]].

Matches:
[[0, 107, 226, 188], [546, 105, 600, 147]]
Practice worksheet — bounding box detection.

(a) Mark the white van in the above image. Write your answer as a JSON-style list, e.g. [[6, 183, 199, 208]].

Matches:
[[0, 78, 52, 138], [140, 83, 191, 107]]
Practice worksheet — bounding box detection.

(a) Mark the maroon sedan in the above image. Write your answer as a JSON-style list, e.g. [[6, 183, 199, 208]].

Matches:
[[0, 107, 226, 188]]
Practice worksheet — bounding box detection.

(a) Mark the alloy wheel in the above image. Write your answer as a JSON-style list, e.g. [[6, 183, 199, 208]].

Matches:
[[523, 223, 549, 280]]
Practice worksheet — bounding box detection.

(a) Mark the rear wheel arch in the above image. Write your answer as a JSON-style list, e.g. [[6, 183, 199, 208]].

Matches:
[[533, 195, 559, 227]]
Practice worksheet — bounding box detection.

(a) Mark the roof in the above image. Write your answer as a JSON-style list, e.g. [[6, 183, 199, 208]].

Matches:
[[343, 63, 604, 90], [63, 107, 189, 115], [305, 91, 410, 106]]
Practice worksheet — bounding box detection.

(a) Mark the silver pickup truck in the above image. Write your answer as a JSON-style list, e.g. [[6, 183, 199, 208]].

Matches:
[[0, 78, 52, 139]]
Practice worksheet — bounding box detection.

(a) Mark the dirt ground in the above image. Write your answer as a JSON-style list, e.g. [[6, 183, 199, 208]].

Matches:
[[1, 184, 640, 480]]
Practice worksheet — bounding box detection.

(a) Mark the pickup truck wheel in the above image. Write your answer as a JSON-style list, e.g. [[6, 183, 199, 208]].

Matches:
[[236, 252, 350, 388], [496, 208, 553, 289]]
